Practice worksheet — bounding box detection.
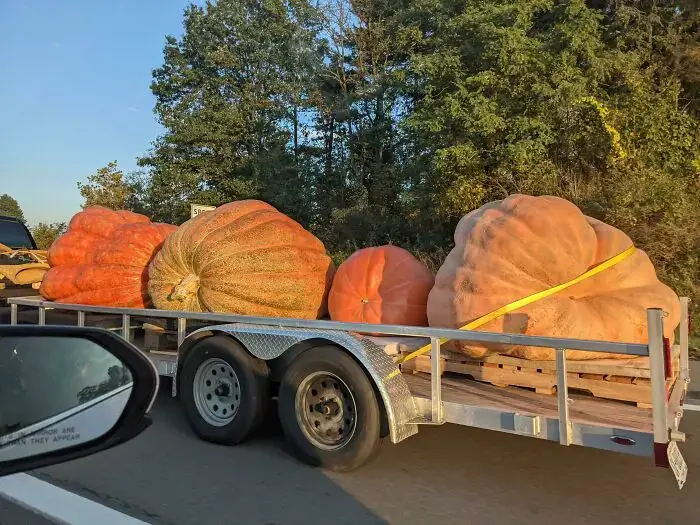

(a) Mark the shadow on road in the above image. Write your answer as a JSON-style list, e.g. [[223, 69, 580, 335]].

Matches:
[[35, 381, 389, 525], [31, 379, 700, 525]]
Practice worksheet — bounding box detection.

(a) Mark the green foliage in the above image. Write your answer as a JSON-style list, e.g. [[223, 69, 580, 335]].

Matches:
[[78, 162, 135, 210], [137, 0, 324, 225], [399, 0, 700, 298], [31, 222, 67, 250], [0, 194, 25, 222], [134, 0, 700, 318]]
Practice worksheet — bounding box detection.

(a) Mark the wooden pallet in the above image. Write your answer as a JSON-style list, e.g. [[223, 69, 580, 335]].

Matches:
[[142, 322, 178, 352], [399, 346, 680, 407]]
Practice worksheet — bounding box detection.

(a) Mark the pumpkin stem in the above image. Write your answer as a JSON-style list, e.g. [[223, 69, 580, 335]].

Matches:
[[170, 274, 200, 302]]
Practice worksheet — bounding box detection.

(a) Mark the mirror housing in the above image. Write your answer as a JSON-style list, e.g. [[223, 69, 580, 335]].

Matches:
[[0, 326, 158, 477]]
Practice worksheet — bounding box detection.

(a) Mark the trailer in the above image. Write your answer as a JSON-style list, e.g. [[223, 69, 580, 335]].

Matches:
[[7, 296, 691, 487]]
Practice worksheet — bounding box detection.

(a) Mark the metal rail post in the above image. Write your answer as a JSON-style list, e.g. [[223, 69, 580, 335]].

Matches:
[[122, 314, 131, 341], [556, 349, 571, 445], [648, 308, 668, 447], [38, 307, 45, 326], [77, 311, 85, 327], [430, 337, 443, 424], [10, 303, 17, 325], [177, 318, 187, 348]]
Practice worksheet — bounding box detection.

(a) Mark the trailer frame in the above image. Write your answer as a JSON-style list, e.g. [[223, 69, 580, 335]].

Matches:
[[7, 296, 691, 487]]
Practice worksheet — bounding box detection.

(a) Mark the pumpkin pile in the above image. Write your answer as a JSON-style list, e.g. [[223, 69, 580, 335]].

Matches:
[[147, 200, 335, 319], [40, 207, 176, 308], [40, 196, 681, 362], [427, 194, 680, 360]]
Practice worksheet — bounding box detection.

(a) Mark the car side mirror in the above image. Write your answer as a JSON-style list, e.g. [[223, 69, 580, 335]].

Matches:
[[0, 326, 158, 477]]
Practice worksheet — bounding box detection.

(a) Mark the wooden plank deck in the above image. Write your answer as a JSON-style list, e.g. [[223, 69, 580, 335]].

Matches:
[[403, 372, 653, 433], [396, 342, 679, 406]]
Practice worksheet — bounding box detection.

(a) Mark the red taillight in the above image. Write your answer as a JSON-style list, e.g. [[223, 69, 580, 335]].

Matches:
[[654, 442, 670, 468], [663, 337, 672, 380]]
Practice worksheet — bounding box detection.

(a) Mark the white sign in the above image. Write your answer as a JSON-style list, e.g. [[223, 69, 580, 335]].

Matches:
[[667, 440, 688, 490], [190, 204, 216, 219]]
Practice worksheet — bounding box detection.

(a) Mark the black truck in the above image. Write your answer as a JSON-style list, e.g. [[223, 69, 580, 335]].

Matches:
[[0, 215, 41, 302], [0, 215, 37, 250]]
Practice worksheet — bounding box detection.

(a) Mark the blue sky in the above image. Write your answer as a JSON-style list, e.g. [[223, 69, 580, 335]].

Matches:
[[0, 0, 200, 226]]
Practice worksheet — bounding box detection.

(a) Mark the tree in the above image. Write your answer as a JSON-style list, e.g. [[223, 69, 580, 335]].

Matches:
[[0, 194, 25, 222], [137, 0, 324, 225], [401, 1, 699, 222], [31, 222, 67, 250], [77, 162, 135, 210], [136, 0, 700, 314], [311, 0, 413, 249]]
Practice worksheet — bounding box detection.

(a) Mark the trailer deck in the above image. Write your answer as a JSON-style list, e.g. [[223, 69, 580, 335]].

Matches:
[[6, 295, 690, 487], [405, 372, 652, 432]]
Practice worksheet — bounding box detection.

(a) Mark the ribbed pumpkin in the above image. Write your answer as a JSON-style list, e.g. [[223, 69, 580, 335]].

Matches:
[[40, 207, 176, 308], [47, 207, 150, 267], [147, 200, 335, 318], [328, 245, 434, 326], [427, 194, 680, 360]]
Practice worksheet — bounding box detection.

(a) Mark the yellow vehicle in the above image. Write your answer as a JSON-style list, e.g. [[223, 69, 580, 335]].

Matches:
[[0, 215, 48, 302]]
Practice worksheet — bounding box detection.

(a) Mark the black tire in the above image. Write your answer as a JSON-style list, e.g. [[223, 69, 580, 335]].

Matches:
[[179, 336, 269, 445], [278, 346, 381, 472]]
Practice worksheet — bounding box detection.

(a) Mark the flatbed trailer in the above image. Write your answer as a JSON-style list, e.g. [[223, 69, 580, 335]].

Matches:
[[7, 296, 691, 487]]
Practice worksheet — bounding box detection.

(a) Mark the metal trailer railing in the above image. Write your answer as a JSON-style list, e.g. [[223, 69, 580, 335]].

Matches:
[[7, 296, 691, 487]]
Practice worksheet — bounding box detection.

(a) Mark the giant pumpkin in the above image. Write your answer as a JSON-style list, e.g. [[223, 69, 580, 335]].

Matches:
[[40, 207, 176, 308], [427, 194, 680, 360], [47, 207, 150, 267], [328, 245, 434, 326], [147, 200, 335, 318]]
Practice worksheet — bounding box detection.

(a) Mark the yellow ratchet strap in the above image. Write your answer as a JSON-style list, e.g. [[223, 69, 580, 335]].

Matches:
[[392, 245, 636, 370]]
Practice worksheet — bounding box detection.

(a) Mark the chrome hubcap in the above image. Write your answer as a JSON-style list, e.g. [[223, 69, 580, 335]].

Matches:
[[193, 358, 241, 426], [296, 372, 357, 450]]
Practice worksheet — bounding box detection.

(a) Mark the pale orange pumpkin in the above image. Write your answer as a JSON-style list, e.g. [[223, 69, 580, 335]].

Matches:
[[427, 194, 680, 360], [328, 245, 434, 326], [148, 200, 335, 318]]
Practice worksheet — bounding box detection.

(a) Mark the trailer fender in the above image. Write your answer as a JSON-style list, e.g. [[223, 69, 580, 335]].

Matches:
[[176, 323, 418, 444]]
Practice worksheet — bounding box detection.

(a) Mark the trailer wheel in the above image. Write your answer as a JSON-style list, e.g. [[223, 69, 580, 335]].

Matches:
[[278, 346, 381, 472], [180, 336, 269, 445]]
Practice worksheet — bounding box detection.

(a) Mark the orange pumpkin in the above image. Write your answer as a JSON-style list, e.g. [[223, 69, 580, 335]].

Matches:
[[328, 245, 434, 326], [48, 207, 150, 267], [148, 200, 335, 318], [40, 207, 176, 308], [427, 194, 680, 360]]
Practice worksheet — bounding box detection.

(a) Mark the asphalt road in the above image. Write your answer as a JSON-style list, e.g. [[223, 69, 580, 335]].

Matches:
[[0, 378, 691, 525], [0, 496, 55, 525]]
